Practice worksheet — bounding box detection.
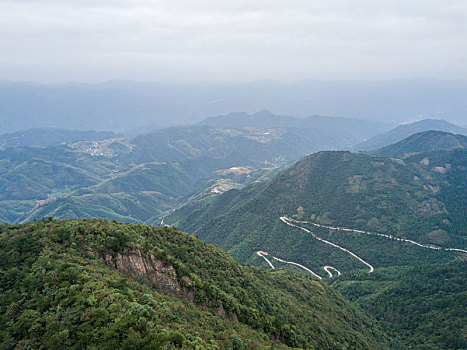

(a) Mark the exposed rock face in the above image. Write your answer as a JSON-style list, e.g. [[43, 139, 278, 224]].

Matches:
[[101, 249, 194, 302]]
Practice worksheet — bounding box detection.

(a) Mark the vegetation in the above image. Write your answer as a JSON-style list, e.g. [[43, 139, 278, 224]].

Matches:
[[165, 148, 466, 349], [334, 260, 467, 349], [0, 219, 391, 349], [0, 114, 389, 224], [166, 150, 467, 265], [371, 130, 467, 157]]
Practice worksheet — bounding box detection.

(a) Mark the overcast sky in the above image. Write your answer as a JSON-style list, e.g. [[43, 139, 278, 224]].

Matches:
[[1, 0, 467, 83]]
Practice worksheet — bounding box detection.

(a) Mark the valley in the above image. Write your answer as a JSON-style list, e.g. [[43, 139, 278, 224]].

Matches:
[[4, 3, 467, 348], [0, 111, 388, 224], [1, 116, 466, 349]]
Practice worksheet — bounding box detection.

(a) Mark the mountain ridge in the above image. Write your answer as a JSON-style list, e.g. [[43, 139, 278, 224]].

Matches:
[[354, 119, 467, 152], [371, 130, 467, 157], [0, 218, 392, 349]]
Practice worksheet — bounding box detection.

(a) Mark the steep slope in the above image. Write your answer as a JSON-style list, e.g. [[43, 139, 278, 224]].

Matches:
[[165, 150, 467, 271], [371, 130, 467, 157], [165, 149, 467, 349], [334, 260, 467, 349], [0, 219, 391, 349], [354, 119, 467, 152]]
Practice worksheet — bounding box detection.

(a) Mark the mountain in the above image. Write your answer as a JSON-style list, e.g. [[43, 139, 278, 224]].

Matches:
[[166, 149, 467, 266], [371, 130, 467, 157], [0, 112, 388, 224], [127, 111, 389, 166], [0, 128, 117, 149], [0, 145, 116, 223], [164, 149, 467, 349], [0, 218, 392, 349], [0, 81, 189, 133], [354, 119, 467, 152], [19, 156, 262, 224], [2, 78, 467, 132]]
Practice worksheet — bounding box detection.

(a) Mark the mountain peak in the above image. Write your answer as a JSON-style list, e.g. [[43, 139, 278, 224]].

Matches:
[[354, 118, 467, 152], [371, 130, 467, 157]]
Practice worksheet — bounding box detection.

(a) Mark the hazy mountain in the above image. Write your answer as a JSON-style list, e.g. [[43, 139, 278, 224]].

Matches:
[[0, 128, 117, 149], [0, 219, 392, 349], [354, 119, 467, 152], [2, 78, 467, 132], [371, 130, 467, 157], [0, 81, 190, 133], [198, 110, 390, 136], [128, 111, 389, 165], [0, 111, 392, 224]]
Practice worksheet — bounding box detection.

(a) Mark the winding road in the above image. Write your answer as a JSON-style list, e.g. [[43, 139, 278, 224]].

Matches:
[[280, 216, 375, 273], [256, 251, 323, 279], [323, 266, 342, 278], [256, 251, 275, 269], [288, 217, 467, 254], [257, 216, 466, 280]]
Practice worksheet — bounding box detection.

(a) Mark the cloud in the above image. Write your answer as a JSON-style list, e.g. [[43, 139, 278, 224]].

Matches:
[[1, 0, 466, 82]]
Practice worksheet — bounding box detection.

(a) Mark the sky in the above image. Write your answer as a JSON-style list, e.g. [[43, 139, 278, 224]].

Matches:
[[1, 0, 467, 83]]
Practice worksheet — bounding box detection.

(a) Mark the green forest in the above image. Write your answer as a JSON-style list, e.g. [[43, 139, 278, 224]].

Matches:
[[0, 218, 392, 349]]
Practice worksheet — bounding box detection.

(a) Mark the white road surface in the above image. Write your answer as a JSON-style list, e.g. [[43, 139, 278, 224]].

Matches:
[[281, 216, 375, 273], [290, 218, 467, 254], [323, 266, 342, 278], [256, 250, 322, 279]]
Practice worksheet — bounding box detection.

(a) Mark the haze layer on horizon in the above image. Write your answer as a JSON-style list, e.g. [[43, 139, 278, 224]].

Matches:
[[1, 0, 467, 83]]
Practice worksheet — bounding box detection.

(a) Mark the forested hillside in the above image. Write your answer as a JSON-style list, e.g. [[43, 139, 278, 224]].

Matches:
[[0, 113, 387, 224], [0, 128, 118, 149], [370, 130, 467, 157], [165, 148, 467, 349], [0, 219, 392, 349], [334, 260, 467, 349], [166, 149, 467, 264]]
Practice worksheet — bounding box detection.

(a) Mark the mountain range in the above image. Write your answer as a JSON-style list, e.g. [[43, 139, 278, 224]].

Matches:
[[164, 132, 467, 349], [0, 112, 466, 349], [0, 111, 390, 224], [0, 128, 118, 149], [2, 78, 467, 132], [371, 130, 467, 157], [354, 119, 467, 152]]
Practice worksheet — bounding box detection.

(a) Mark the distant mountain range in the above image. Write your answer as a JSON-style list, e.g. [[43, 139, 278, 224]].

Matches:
[[371, 130, 467, 157], [0, 128, 118, 149], [354, 119, 467, 152], [0, 111, 388, 224], [2, 78, 467, 132]]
